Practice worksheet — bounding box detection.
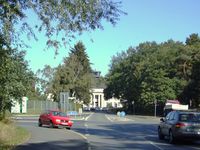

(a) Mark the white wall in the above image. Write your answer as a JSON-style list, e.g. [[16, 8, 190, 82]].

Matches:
[[11, 100, 21, 113], [11, 97, 28, 113], [89, 88, 122, 108]]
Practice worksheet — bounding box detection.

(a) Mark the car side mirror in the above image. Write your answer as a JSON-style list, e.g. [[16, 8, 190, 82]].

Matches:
[[160, 118, 165, 122]]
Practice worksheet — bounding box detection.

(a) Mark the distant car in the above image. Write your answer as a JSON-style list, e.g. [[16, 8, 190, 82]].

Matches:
[[95, 107, 101, 111], [83, 107, 90, 111], [38, 110, 73, 129], [158, 110, 200, 144], [90, 107, 95, 111], [102, 107, 109, 111]]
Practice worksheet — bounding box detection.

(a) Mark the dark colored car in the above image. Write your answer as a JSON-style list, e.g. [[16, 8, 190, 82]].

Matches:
[[38, 110, 73, 129], [158, 110, 200, 144]]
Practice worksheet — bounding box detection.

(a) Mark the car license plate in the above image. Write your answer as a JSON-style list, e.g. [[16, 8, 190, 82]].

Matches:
[[61, 122, 68, 125]]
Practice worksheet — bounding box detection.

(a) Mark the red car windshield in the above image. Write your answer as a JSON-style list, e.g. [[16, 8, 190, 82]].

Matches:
[[52, 111, 67, 117], [179, 113, 200, 123]]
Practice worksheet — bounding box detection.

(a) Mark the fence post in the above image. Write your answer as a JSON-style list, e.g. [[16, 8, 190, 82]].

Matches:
[[33, 100, 36, 114]]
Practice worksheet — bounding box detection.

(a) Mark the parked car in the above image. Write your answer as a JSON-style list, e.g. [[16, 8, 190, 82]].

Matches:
[[95, 107, 101, 111], [83, 106, 90, 111], [158, 110, 200, 144], [38, 110, 73, 129], [102, 107, 109, 112]]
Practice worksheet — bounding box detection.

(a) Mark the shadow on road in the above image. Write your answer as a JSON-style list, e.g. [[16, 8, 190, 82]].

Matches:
[[15, 139, 88, 150], [74, 120, 200, 149]]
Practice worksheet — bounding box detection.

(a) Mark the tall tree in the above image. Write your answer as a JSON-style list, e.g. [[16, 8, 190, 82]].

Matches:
[[0, 0, 125, 52], [105, 38, 199, 114], [186, 33, 200, 46], [36, 65, 55, 99], [104, 47, 138, 111], [179, 34, 200, 108], [51, 42, 92, 104], [0, 45, 35, 119], [70, 42, 92, 75]]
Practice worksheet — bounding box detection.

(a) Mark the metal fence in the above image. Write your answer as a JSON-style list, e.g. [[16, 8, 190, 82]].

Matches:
[[27, 100, 58, 114], [27, 100, 78, 114]]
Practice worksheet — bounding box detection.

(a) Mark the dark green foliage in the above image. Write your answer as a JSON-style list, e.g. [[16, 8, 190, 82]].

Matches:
[[105, 34, 200, 113], [50, 42, 92, 104], [0, 0, 125, 115], [181, 62, 200, 108], [70, 42, 92, 74], [179, 35, 200, 108], [186, 33, 200, 46], [0, 44, 35, 119]]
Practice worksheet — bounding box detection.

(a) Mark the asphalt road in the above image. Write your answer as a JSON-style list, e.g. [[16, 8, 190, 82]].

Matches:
[[15, 116, 88, 150], [15, 112, 200, 150]]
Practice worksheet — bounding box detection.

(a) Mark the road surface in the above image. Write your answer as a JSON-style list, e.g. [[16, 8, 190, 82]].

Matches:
[[15, 112, 200, 150], [15, 116, 88, 150]]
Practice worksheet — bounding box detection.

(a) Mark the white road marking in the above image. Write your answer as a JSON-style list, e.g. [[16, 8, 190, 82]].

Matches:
[[105, 115, 113, 122], [69, 130, 87, 140], [85, 134, 90, 136], [69, 130, 91, 150], [126, 117, 135, 121], [148, 141, 164, 150], [85, 113, 94, 121], [105, 115, 134, 122]]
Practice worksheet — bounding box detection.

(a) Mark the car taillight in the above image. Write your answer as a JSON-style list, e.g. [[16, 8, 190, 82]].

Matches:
[[175, 122, 186, 128]]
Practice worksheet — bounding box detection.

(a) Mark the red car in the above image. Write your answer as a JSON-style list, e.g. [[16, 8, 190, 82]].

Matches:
[[38, 110, 73, 129]]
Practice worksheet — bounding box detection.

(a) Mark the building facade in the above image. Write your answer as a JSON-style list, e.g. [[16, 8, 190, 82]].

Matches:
[[89, 88, 122, 109]]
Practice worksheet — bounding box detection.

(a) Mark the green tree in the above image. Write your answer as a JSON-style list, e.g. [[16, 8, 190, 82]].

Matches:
[[51, 42, 92, 104], [1, 0, 125, 52], [179, 34, 200, 108], [36, 65, 55, 100], [0, 45, 35, 119], [186, 33, 200, 46], [104, 48, 138, 111], [105, 39, 195, 114]]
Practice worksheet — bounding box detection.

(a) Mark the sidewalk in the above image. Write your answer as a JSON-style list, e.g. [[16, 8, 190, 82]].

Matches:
[[11, 112, 92, 121], [125, 114, 161, 123]]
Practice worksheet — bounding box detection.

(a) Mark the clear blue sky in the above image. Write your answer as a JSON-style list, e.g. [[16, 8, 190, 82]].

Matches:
[[25, 0, 200, 76]]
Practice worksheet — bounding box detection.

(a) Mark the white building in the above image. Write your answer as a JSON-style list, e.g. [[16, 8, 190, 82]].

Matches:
[[89, 88, 122, 109], [11, 97, 28, 113]]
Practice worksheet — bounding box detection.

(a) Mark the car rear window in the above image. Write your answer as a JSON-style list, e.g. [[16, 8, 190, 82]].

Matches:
[[179, 113, 200, 122], [52, 111, 67, 117]]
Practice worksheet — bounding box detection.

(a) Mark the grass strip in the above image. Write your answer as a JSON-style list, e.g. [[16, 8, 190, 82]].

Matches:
[[0, 121, 30, 150]]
